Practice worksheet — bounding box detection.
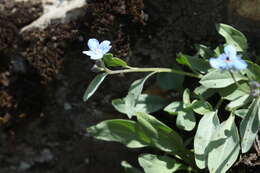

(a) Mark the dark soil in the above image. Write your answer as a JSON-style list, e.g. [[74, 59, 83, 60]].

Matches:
[[0, 0, 259, 172]]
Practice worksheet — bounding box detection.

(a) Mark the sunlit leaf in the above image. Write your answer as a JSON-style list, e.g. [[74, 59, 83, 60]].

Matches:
[[226, 94, 251, 111], [191, 100, 213, 115], [164, 101, 183, 115], [176, 109, 196, 131], [240, 98, 260, 153], [207, 115, 240, 173], [194, 111, 219, 169], [216, 23, 247, 51], [138, 154, 191, 173], [103, 53, 128, 67], [200, 70, 246, 88]]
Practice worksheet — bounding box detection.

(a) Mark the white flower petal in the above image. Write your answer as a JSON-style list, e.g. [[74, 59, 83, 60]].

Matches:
[[209, 58, 220, 68], [233, 59, 247, 70], [99, 40, 111, 54], [90, 53, 103, 60], [209, 58, 225, 69], [224, 45, 237, 58], [88, 38, 99, 51], [83, 51, 95, 56]]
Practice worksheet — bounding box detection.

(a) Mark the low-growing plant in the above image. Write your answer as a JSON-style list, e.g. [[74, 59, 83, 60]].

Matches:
[[82, 23, 260, 173]]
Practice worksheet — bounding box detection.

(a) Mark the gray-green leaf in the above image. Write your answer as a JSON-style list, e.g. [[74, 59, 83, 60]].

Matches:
[[128, 72, 156, 98], [194, 111, 220, 169], [87, 119, 151, 148], [219, 82, 250, 101], [112, 94, 168, 118], [240, 98, 260, 153], [83, 73, 108, 101], [136, 112, 183, 153], [234, 109, 248, 119], [115, 72, 156, 118], [200, 70, 246, 88], [192, 100, 213, 115], [207, 115, 240, 173], [176, 109, 196, 131], [183, 88, 191, 108], [216, 23, 247, 51], [138, 154, 190, 173], [226, 94, 251, 111], [164, 101, 183, 115]]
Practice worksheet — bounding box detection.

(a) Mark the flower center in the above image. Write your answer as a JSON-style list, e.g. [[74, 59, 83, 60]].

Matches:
[[94, 49, 102, 54], [224, 56, 232, 62]]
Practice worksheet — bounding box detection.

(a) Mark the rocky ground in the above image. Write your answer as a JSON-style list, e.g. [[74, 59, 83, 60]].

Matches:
[[0, 0, 259, 172]]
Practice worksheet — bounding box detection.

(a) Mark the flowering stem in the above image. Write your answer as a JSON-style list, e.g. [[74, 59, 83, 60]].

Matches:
[[228, 70, 249, 94], [104, 67, 201, 78]]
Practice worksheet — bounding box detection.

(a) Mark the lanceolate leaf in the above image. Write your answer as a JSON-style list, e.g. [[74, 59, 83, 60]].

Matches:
[[219, 82, 250, 101], [87, 113, 193, 163], [83, 73, 108, 101], [135, 94, 168, 113], [136, 112, 196, 167], [234, 109, 248, 119], [87, 119, 149, 148], [194, 111, 220, 169], [240, 98, 260, 153], [226, 94, 251, 111], [138, 154, 190, 173], [103, 53, 128, 67], [129, 72, 156, 98], [207, 115, 240, 173], [176, 53, 210, 73], [199, 70, 246, 88], [183, 88, 191, 108], [136, 112, 183, 153], [112, 94, 168, 118], [119, 72, 157, 118], [216, 23, 248, 51]]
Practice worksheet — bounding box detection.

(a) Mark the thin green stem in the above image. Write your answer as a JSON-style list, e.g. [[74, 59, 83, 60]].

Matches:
[[104, 67, 201, 78], [228, 70, 240, 87], [228, 70, 250, 94]]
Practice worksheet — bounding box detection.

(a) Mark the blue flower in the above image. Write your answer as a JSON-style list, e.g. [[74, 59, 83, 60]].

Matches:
[[83, 38, 112, 60], [209, 45, 247, 70]]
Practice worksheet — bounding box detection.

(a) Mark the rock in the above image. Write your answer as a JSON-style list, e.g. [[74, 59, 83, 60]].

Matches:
[[20, 0, 87, 32], [229, 0, 260, 21]]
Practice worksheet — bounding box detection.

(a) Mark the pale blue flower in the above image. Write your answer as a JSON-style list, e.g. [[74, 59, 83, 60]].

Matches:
[[209, 45, 247, 70], [83, 38, 112, 60]]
